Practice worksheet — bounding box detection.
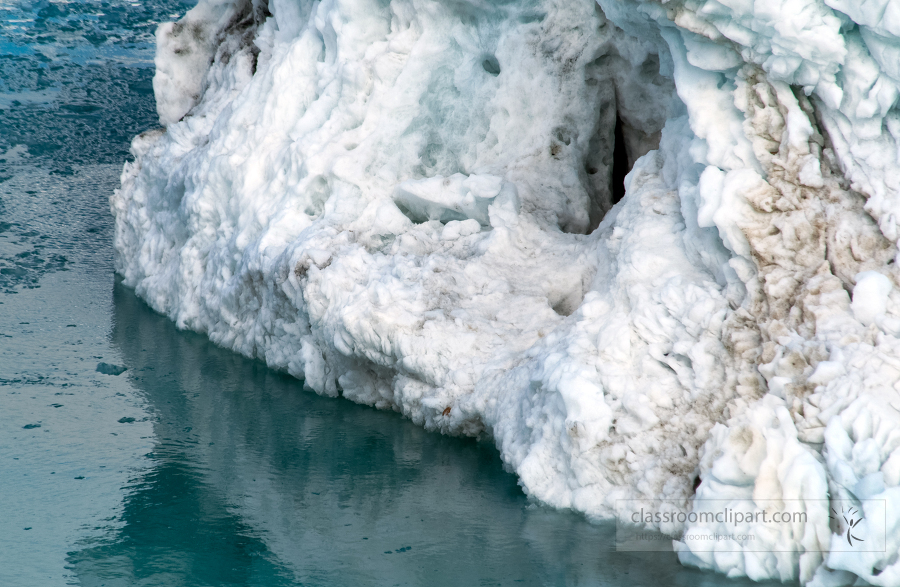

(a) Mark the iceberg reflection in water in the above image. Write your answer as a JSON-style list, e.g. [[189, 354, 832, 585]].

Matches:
[[65, 281, 766, 586]]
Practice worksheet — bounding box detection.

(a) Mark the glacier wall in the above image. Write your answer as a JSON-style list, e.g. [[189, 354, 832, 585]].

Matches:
[[113, 0, 900, 583]]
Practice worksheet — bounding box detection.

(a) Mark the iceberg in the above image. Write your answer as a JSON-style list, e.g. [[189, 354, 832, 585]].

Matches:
[[112, 0, 900, 582]]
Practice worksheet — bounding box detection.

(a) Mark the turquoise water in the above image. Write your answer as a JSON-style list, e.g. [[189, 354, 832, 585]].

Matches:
[[0, 2, 782, 586]]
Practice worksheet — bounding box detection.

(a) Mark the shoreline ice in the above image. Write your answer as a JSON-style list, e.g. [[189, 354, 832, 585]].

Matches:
[[113, 0, 900, 583]]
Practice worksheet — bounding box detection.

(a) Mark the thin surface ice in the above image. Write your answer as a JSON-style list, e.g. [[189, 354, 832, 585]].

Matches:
[[113, 0, 900, 583]]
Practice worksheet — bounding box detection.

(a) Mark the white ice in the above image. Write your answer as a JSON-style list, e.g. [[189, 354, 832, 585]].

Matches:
[[114, 0, 900, 583]]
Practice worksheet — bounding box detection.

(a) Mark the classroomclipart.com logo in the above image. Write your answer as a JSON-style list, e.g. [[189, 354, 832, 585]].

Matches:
[[831, 505, 866, 547], [614, 499, 887, 553]]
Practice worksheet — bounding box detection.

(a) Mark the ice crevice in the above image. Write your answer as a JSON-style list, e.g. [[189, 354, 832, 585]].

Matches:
[[113, 0, 900, 583]]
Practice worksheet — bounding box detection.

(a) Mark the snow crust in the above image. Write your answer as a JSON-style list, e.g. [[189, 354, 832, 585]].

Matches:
[[115, 0, 900, 582]]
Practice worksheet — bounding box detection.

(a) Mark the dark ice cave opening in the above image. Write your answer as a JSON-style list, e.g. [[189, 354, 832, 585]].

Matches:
[[611, 112, 628, 205]]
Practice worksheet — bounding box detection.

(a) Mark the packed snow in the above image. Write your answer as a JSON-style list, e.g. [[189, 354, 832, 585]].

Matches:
[[113, 0, 900, 583]]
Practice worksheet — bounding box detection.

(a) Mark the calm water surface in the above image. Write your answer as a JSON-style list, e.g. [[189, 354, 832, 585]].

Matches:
[[0, 2, 784, 585]]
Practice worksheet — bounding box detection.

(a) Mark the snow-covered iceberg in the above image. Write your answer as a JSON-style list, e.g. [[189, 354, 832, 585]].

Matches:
[[112, 0, 900, 583]]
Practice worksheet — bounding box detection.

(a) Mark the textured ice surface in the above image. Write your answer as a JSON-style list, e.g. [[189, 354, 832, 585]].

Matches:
[[114, 0, 900, 583]]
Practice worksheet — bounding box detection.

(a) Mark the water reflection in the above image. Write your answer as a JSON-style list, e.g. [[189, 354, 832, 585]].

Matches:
[[69, 282, 779, 586]]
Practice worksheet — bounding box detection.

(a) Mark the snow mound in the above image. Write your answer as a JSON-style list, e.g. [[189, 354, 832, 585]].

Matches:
[[115, 0, 900, 582]]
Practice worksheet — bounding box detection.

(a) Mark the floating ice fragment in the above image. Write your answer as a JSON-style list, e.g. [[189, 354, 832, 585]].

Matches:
[[96, 363, 127, 376]]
